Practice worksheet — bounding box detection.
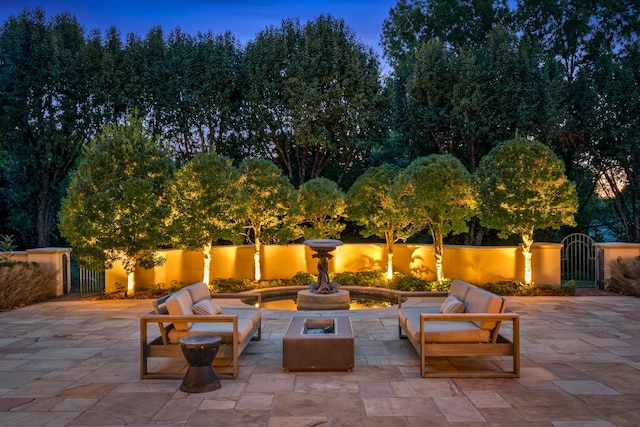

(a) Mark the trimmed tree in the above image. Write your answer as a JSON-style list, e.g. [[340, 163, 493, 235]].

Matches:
[[236, 158, 297, 281], [297, 178, 346, 239], [59, 116, 174, 295], [393, 154, 477, 282], [168, 152, 241, 285], [346, 164, 413, 278], [477, 138, 578, 284]]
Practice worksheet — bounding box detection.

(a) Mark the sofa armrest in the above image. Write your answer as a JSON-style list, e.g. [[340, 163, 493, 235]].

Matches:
[[211, 292, 262, 307], [419, 312, 519, 343], [141, 313, 241, 341], [419, 312, 518, 321], [141, 313, 241, 324]]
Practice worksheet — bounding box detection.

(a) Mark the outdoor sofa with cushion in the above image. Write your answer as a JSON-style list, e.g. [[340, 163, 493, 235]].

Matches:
[[398, 279, 520, 378], [140, 282, 261, 379]]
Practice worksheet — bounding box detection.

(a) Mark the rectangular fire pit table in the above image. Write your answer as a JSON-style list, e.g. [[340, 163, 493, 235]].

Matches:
[[283, 316, 354, 372]]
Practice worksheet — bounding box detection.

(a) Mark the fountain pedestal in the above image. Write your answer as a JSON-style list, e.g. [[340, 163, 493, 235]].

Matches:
[[297, 239, 349, 310]]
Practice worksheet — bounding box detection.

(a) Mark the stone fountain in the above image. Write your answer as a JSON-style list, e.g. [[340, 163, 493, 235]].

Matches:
[[296, 239, 350, 310]]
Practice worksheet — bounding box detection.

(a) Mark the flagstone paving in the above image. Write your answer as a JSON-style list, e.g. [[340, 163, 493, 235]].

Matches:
[[0, 294, 639, 426]]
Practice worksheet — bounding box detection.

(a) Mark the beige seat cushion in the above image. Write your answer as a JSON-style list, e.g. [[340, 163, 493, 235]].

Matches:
[[398, 306, 439, 329], [165, 290, 193, 331], [168, 316, 257, 344], [403, 311, 490, 343], [464, 286, 505, 330], [223, 308, 262, 330]]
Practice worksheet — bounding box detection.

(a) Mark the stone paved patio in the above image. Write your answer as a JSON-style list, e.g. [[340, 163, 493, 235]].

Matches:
[[0, 294, 639, 426]]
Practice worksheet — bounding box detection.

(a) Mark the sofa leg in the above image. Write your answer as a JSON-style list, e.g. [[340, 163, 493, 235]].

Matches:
[[398, 326, 407, 339], [252, 325, 262, 341]]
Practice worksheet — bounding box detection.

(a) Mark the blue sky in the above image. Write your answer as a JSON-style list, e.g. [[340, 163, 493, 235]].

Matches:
[[0, 1, 397, 65]]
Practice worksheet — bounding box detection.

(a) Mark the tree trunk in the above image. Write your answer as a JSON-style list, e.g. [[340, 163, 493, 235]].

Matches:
[[385, 230, 394, 279], [254, 238, 261, 281], [127, 270, 136, 297], [521, 232, 534, 285], [202, 242, 212, 285], [432, 228, 444, 282], [36, 178, 54, 247], [121, 254, 137, 296]]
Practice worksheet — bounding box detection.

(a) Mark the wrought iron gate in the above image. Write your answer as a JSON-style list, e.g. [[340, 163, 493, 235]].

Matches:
[[70, 255, 105, 297], [78, 267, 105, 297], [561, 233, 598, 288]]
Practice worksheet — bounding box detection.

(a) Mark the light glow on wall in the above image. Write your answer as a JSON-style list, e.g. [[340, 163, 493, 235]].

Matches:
[[105, 243, 565, 292]]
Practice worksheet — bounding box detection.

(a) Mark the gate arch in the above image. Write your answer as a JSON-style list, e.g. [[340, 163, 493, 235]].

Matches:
[[561, 233, 597, 288]]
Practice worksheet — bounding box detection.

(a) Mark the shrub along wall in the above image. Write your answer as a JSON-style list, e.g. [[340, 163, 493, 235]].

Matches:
[[0, 262, 57, 310]]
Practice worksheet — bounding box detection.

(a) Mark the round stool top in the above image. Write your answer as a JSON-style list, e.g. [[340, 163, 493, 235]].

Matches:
[[179, 335, 221, 346]]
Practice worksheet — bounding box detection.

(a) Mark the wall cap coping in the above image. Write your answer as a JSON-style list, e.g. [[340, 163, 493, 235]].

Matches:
[[25, 247, 72, 254], [530, 242, 563, 248], [596, 242, 640, 249]]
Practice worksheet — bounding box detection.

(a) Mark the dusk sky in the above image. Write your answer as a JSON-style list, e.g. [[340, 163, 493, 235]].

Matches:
[[0, 1, 397, 68]]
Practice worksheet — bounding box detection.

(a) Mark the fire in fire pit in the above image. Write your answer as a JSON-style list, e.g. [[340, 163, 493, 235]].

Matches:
[[301, 318, 336, 335]]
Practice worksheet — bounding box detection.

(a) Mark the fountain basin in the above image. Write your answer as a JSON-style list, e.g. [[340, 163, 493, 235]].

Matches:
[[240, 286, 397, 311], [296, 289, 350, 310]]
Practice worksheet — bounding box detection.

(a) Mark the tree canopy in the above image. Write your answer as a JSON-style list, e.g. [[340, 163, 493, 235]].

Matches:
[[477, 137, 578, 283], [297, 178, 346, 239], [346, 164, 412, 277], [1, 2, 639, 254], [382, 0, 512, 65], [168, 151, 241, 284], [236, 158, 297, 280], [0, 8, 104, 248], [59, 116, 174, 293], [241, 15, 383, 186], [393, 154, 477, 281]]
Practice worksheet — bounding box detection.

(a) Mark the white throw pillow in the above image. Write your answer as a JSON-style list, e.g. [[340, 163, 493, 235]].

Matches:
[[440, 295, 465, 313], [192, 299, 222, 315]]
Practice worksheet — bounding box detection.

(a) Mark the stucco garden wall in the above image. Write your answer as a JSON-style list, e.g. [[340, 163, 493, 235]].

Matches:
[[597, 242, 640, 283], [105, 242, 562, 292], [2, 247, 72, 296], [8, 242, 639, 295]]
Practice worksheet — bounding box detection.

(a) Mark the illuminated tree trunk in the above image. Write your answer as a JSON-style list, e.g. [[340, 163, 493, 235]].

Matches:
[[432, 228, 444, 282], [202, 242, 212, 285], [127, 271, 135, 296], [254, 237, 261, 281], [385, 231, 394, 279], [121, 255, 136, 296], [522, 231, 534, 285]]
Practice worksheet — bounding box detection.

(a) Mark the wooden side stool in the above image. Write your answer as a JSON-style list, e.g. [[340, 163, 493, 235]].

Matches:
[[179, 335, 222, 393]]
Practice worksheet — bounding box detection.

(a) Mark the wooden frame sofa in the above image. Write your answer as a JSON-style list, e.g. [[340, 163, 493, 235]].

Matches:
[[140, 282, 261, 380], [398, 279, 520, 378]]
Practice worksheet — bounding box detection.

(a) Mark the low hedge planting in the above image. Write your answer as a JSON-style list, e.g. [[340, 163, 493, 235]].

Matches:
[[605, 256, 640, 296], [0, 262, 57, 310], [207, 272, 574, 296], [107, 271, 577, 299]]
